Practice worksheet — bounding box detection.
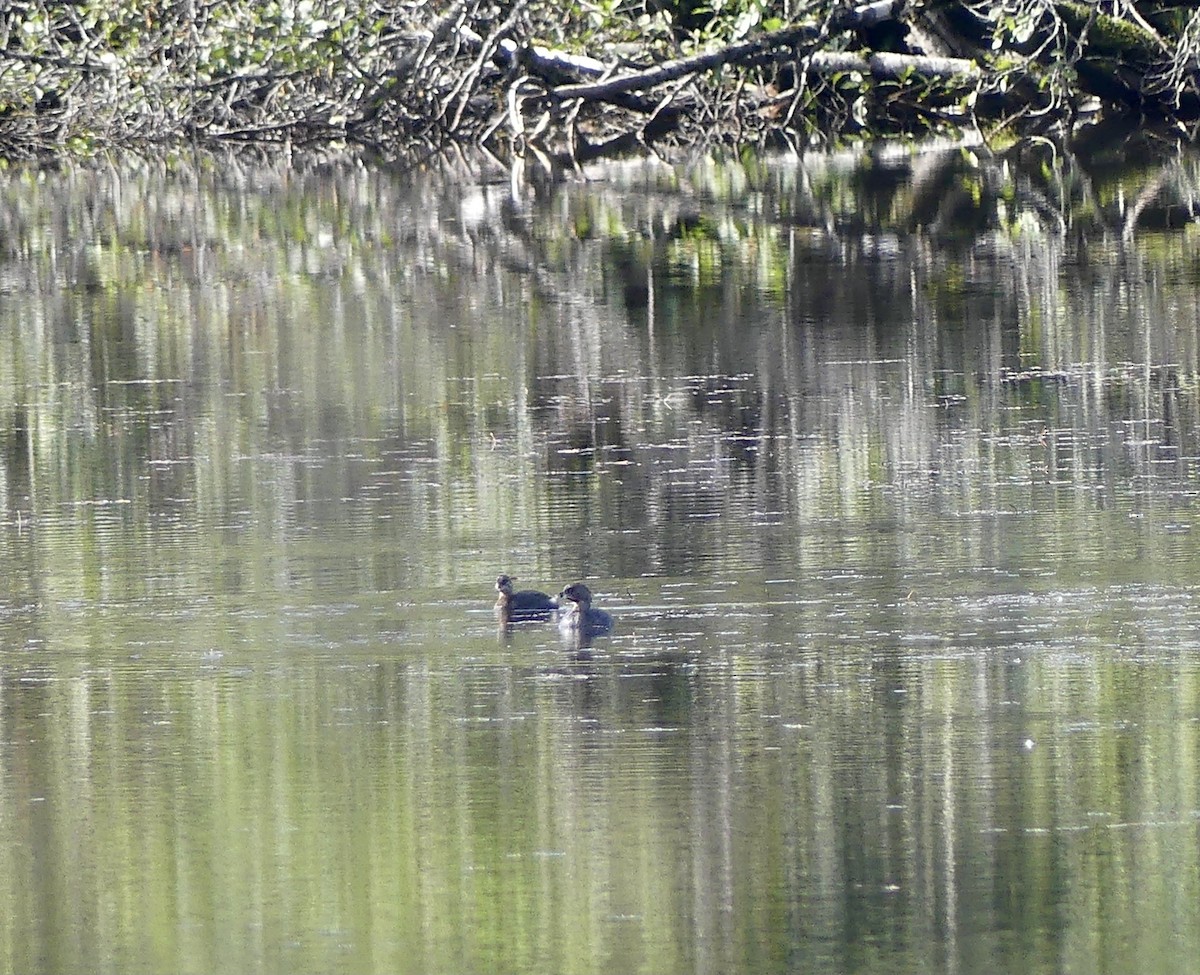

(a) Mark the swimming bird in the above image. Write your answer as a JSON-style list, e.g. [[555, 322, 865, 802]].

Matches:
[[557, 582, 614, 638], [494, 574, 557, 626]]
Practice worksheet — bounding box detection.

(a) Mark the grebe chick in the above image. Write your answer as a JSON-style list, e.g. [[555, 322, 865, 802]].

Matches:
[[494, 574, 557, 626]]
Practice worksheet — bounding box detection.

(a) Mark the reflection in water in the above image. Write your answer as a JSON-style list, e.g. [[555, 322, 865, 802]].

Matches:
[[0, 147, 1199, 973]]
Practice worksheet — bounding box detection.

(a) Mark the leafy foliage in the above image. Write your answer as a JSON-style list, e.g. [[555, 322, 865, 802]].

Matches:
[[1, 1, 1200, 163]]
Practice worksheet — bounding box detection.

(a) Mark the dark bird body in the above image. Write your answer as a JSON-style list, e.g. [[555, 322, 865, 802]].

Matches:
[[494, 574, 557, 626], [557, 582, 614, 638]]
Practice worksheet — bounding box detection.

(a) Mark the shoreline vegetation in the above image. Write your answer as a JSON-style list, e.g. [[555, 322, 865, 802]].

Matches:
[[1, 1, 1199, 167]]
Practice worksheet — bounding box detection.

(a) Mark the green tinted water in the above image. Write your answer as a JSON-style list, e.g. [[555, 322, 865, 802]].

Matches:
[[0, 150, 1199, 974]]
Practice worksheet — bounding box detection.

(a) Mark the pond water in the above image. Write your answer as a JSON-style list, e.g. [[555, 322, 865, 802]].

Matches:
[[1, 142, 1200, 974]]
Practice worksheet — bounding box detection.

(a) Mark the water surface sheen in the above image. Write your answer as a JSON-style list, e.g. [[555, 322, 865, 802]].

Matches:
[[1, 152, 1199, 974]]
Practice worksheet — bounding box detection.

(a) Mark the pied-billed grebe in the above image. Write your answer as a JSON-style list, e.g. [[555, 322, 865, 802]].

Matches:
[[557, 582, 614, 637], [495, 574, 557, 626]]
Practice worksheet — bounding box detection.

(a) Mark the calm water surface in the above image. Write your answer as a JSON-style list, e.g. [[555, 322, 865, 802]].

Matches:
[[1, 146, 1199, 974]]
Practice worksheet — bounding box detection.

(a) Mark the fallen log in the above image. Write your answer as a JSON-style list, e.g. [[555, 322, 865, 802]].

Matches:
[[807, 51, 981, 82], [549, 46, 980, 105], [507, 0, 918, 98], [547, 26, 817, 102]]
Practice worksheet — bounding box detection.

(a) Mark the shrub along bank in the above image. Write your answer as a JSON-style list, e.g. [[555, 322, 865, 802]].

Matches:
[[1, 1, 1197, 165]]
